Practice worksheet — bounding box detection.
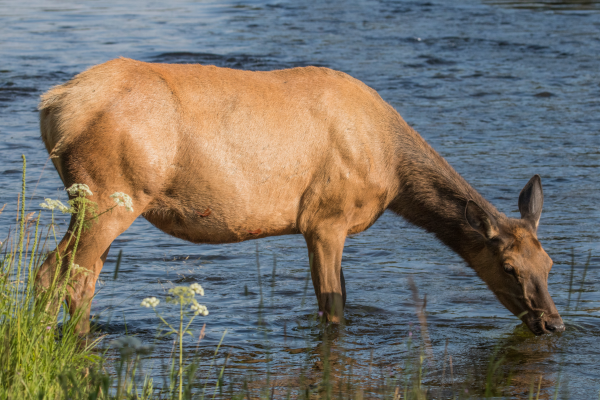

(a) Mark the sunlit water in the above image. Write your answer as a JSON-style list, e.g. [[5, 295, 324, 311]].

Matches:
[[1, 0, 600, 397]]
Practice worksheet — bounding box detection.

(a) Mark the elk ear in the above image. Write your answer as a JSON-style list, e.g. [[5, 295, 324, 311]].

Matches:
[[518, 174, 543, 231], [465, 200, 499, 240]]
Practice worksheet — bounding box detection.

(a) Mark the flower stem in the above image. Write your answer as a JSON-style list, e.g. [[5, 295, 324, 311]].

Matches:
[[83, 204, 117, 223], [59, 197, 86, 302]]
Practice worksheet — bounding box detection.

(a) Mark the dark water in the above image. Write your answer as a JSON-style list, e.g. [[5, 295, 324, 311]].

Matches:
[[2, 0, 600, 397]]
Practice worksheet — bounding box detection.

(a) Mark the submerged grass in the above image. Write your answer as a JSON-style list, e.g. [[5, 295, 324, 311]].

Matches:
[[0, 155, 597, 399]]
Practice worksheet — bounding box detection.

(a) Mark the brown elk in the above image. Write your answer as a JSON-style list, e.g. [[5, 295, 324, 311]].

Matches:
[[36, 58, 564, 335]]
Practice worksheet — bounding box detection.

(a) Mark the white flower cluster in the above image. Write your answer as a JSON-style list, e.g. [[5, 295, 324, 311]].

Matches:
[[190, 303, 209, 316], [110, 192, 134, 212], [40, 198, 71, 213], [66, 183, 93, 197], [190, 283, 204, 296], [140, 297, 160, 308], [71, 263, 90, 275]]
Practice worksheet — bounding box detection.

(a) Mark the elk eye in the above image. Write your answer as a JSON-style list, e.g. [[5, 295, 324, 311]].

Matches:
[[503, 264, 517, 277]]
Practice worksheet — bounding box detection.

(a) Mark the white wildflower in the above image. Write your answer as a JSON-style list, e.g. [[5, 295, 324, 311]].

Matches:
[[110, 192, 134, 212], [140, 297, 160, 308], [190, 283, 204, 296], [40, 198, 71, 213], [66, 183, 93, 197], [190, 303, 209, 316], [71, 263, 89, 274]]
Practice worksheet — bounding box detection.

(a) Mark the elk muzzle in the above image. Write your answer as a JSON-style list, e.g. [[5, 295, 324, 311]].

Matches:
[[523, 281, 565, 335], [544, 314, 565, 332]]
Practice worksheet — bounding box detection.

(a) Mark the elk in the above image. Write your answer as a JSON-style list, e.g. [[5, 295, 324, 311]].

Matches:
[[36, 58, 564, 335]]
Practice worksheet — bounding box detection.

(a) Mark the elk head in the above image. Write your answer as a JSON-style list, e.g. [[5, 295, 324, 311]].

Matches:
[[465, 175, 564, 335]]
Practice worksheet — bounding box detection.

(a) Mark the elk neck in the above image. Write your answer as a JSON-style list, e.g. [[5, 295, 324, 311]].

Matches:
[[387, 124, 503, 266]]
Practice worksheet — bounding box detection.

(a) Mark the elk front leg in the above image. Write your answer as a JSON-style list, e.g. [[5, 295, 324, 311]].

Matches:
[[303, 220, 348, 322]]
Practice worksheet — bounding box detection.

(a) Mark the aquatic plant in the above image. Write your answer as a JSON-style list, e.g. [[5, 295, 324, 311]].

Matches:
[[141, 284, 212, 400]]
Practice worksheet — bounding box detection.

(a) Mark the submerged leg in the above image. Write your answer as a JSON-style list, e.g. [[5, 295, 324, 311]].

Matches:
[[303, 219, 348, 322]]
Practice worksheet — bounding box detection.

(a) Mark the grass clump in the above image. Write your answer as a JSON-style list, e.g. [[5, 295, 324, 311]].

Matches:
[[0, 155, 98, 399], [0, 155, 223, 399]]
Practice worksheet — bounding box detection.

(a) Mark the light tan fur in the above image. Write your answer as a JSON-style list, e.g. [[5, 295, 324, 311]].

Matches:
[[36, 58, 563, 335]]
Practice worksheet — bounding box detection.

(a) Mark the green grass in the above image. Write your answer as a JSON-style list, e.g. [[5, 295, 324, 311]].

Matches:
[[0, 156, 98, 399]]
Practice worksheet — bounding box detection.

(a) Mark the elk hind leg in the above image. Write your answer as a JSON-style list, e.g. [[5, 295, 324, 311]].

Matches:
[[36, 202, 141, 334], [67, 245, 111, 334]]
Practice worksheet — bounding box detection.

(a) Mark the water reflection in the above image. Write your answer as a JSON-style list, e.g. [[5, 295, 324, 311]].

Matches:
[[487, 0, 600, 10], [217, 319, 570, 398], [460, 327, 558, 398]]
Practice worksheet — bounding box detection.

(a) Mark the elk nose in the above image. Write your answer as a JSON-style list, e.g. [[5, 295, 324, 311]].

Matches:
[[544, 320, 565, 333]]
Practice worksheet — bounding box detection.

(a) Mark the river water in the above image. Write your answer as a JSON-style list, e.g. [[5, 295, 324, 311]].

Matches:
[[1, 0, 600, 397]]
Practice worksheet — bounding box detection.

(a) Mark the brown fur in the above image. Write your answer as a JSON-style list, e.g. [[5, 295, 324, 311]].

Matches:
[[36, 58, 563, 335]]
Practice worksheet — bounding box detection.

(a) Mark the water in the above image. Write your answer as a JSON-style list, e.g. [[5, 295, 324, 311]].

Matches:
[[1, 0, 600, 397]]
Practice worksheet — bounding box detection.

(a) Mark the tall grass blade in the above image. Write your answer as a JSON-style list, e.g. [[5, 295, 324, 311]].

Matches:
[[114, 249, 123, 280], [575, 250, 591, 312]]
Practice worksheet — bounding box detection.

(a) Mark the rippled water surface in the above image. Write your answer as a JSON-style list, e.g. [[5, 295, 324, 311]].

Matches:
[[2, 0, 600, 397]]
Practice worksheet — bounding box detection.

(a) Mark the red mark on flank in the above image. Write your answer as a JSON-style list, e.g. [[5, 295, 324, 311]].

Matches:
[[248, 229, 262, 235], [196, 208, 211, 217]]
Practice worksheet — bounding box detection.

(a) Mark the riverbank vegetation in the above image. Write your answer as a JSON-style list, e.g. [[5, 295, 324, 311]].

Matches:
[[0, 156, 584, 399]]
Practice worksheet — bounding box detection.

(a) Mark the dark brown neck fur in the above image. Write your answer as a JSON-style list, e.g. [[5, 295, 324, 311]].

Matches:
[[388, 124, 502, 264]]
